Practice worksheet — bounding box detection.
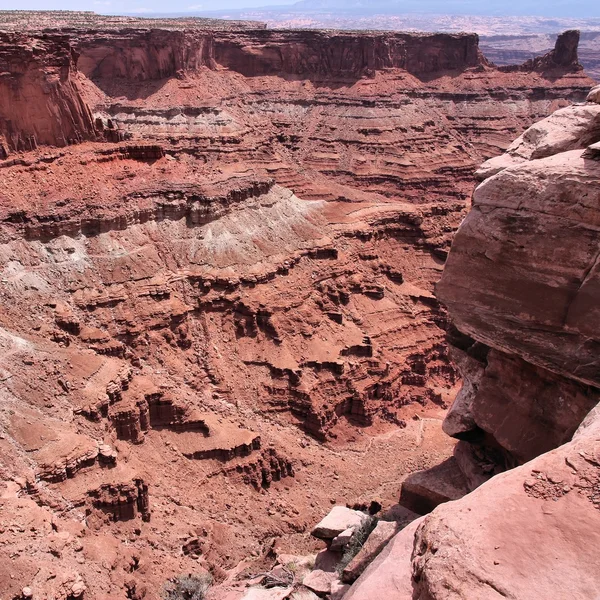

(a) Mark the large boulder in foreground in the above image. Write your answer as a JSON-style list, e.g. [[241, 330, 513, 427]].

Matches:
[[343, 518, 424, 600], [311, 506, 368, 541], [411, 413, 600, 600], [439, 148, 600, 389], [438, 141, 600, 467]]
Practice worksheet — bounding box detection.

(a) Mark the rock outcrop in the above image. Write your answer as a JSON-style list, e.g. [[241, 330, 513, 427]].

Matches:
[[0, 14, 597, 599], [340, 89, 600, 600], [0, 32, 97, 154], [437, 96, 600, 472]]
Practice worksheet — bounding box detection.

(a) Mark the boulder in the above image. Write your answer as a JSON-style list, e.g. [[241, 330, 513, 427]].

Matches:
[[399, 457, 469, 514], [475, 103, 600, 179], [506, 104, 600, 160], [341, 520, 399, 583], [475, 153, 525, 180], [330, 579, 351, 600], [379, 504, 420, 526], [330, 527, 355, 552], [342, 517, 424, 600], [302, 570, 337, 596], [412, 416, 600, 600], [588, 84, 600, 103], [311, 507, 367, 540], [241, 587, 292, 600]]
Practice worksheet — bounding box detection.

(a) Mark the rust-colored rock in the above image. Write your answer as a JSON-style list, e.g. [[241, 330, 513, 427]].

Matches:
[[0, 32, 97, 152], [0, 13, 596, 599]]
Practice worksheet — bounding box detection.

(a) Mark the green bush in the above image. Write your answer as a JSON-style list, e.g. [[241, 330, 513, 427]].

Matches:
[[162, 573, 212, 600]]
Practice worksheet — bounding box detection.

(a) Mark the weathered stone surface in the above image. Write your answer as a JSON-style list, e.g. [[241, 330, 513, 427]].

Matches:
[[474, 153, 525, 180], [412, 420, 600, 600], [302, 570, 337, 596], [343, 517, 424, 600], [588, 84, 600, 104], [379, 504, 420, 526], [507, 104, 600, 160], [330, 527, 355, 552], [0, 16, 596, 600], [330, 579, 351, 600], [417, 98, 600, 599], [438, 140, 600, 465], [476, 103, 600, 178], [439, 149, 600, 388], [341, 520, 399, 583], [0, 33, 97, 153], [288, 590, 320, 600], [399, 457, 469, 514], [241, 587, 293, 600], [311, 507, 367, 540]]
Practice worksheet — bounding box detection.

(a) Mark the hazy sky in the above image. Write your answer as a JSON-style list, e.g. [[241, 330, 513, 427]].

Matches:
[[1, 0, 598, 16]]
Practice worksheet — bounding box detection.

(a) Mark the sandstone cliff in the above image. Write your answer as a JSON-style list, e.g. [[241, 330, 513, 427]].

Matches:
[[0, 33, 97, 155], [0, 20, 596, 600], [341, 86, 600, 600]]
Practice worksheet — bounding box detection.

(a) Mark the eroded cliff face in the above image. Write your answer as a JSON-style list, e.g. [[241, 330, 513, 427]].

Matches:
[[437, 92, 600, 473], [0, 33, 97, 155], [0, 21, 596, 600], [73, 29, 483, 81], [336, 86, 600, 600]]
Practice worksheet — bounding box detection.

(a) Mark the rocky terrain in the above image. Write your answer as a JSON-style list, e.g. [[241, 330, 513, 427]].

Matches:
[[0, 13, 596, 600], [272, 83, 600, 600], [179, 8, 600, 81]]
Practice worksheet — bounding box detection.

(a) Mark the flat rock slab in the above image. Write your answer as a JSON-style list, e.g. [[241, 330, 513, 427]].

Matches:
[[314, 549, 343, 573], [330, 579, 351, 600], [303, 570, 337, 595], [241, 587, 293, 600], [311, 506, 367, 540], [343, 517, 425, 600], [330, 526, 355, 552], [342, 520, 400, 583], [399, 457, 469, 514], [380, 504, 420, 526]]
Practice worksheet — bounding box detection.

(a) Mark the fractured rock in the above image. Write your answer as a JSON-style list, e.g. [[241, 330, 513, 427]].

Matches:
[[588, 84, 600, 103], [330, 579, 351, 600], [302, 570, 337, 596], [311, 506, 367, 540], [341, 520, 399, 583], [412, 424, 600, 600], [330, 527, 355, 552], [399, 457, 469, 514], [342, 517, 424, 600]]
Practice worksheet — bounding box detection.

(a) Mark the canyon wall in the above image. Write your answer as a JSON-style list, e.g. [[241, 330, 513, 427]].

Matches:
[[72, 29, 484, 81], [341, 85, 600, 600], [0, 18, 596, 600], [0, 32, 97, 154]]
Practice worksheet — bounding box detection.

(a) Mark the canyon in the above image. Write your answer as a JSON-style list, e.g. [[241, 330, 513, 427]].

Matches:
[[0, 11, 597, 600]]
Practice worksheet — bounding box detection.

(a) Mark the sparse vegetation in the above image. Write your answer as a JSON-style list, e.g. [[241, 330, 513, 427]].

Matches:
[[162, 574, 212, 600], [337, 515, 378, 574]]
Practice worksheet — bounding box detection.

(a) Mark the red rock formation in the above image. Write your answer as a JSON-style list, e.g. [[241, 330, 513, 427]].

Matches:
[[0, 18, 596, 600], [341, 91, 600, 600], [437, 109, 600, 473], [87, 478, 150, 525], [0, 33, 97, 153]]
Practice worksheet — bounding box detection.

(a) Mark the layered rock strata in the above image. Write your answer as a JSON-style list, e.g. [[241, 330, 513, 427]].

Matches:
[[0, 21, 596, 600], [0, 32, 97, 154], [339, 89, 600, 600]]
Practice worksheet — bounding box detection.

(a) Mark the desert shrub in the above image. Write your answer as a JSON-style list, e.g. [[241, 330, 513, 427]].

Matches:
[[162, 573, 212, 600], [337, 515, 378, 574]]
